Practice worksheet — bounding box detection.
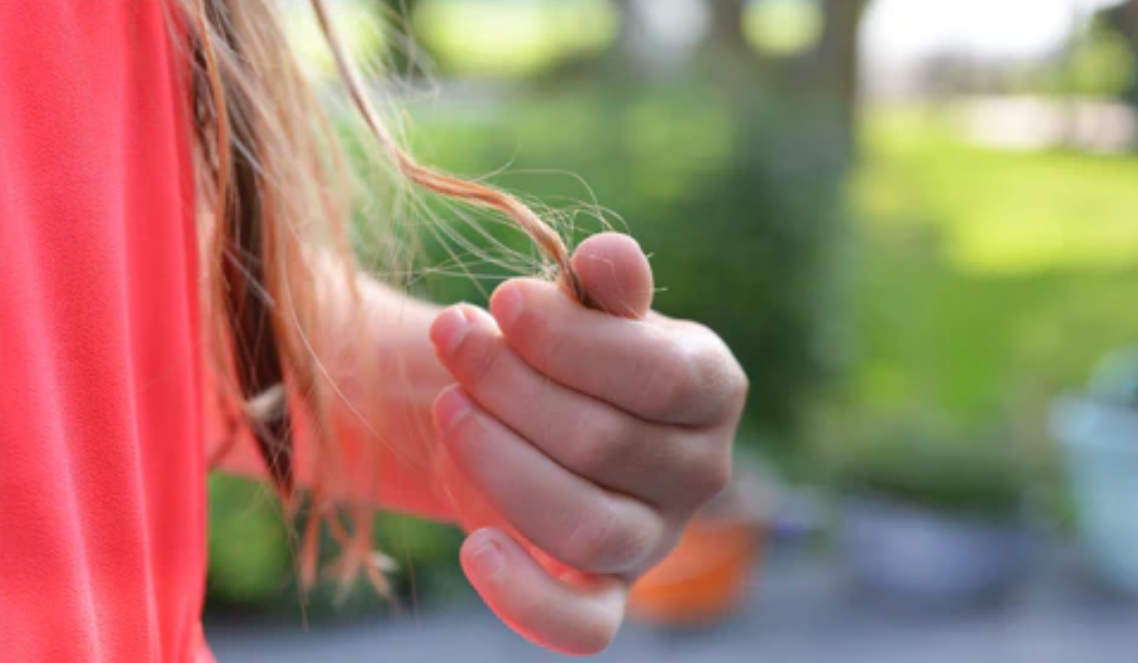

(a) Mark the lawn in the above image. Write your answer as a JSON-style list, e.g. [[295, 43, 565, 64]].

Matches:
[[849, 105, 1138, 439]]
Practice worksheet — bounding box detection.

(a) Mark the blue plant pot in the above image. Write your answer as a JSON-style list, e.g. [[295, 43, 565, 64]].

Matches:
[[1052, 395, 1138, 593], [840, 496, 1030, 608]]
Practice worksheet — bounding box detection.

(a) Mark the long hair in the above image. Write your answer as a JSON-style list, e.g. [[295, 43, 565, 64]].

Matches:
[[180, 0, 584, 590]]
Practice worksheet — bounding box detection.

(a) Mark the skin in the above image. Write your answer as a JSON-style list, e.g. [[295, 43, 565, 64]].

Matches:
[[213, 232, 748, 655]]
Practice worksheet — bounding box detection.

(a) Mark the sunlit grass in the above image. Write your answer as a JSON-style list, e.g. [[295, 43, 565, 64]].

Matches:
[[745, 0, 822, 57], [858, 108, 1138, 274], [280, 0, 617, 80], [414, 0, 618, 78], [851, 105, 1138, 428]]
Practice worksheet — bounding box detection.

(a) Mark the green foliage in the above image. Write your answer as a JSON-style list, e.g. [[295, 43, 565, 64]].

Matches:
[[205, 475, 466, 617], [1064, 22, 1136, 99], [838, 108, 1138, 522], [821, 414, 1027, 516], [851, 108, 1138, 426], [206, 475, 292, 606]]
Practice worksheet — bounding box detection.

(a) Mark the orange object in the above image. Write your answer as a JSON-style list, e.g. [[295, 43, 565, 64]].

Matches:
[[628, 517, 764, 627]]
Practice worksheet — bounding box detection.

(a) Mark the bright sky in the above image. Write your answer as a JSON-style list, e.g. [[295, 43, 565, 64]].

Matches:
[[864, 0, 1127, 62]]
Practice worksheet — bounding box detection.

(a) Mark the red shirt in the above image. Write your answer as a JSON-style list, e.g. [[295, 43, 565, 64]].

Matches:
[[0, 2, 213, 661]]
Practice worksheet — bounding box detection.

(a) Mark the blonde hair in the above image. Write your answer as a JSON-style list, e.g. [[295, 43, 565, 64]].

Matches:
[[183, 0, 584, 591]]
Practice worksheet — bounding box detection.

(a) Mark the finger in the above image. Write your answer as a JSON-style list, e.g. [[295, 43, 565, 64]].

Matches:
[[461, 528, 627, 656], [430, 305, 726, 507], [431, 445, 513, 534], [433, 386, 665, 575], [563, 232, 654, 319], [490, 280, 745, 425]]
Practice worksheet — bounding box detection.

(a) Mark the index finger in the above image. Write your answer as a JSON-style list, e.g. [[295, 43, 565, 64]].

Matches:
[[489, 279, 738, 426]]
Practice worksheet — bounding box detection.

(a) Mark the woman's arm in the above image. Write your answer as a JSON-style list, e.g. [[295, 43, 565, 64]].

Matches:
[[206, 270, 457, 521]]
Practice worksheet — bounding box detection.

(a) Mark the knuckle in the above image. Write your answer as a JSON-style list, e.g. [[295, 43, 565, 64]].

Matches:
[[561, 500, 616, 570], [730, 363, 750, 403], [438, 413, 487, 465], [669, 437, 732, 509], [698, 451, 733, 499], [679, 327, 750, 421], [571, 411, 634, 476], [462, 333, 502, 391], [703, 355, 749, 417], [513, 303, 559, 357], [705, 332, 749, 405], [561, 500, 652, 573], [642, 340, 697, 418]]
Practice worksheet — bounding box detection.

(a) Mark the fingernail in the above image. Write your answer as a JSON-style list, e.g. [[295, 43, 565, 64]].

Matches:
[[430, 307, 470, 357], [469, 533, 505, 579], [491, 286, 523, 331], [435, 387, 473, 433]]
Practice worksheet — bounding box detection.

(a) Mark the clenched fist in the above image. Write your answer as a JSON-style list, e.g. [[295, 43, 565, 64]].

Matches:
[[429, 233, 747, 655]]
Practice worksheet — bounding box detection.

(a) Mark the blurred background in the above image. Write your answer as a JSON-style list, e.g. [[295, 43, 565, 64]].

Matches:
[[206, 0, 1138, 660]]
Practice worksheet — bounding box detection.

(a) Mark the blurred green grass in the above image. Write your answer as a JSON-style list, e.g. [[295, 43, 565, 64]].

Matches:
[[858, 109, 1138, 273], [849, 107, 1138, 429]]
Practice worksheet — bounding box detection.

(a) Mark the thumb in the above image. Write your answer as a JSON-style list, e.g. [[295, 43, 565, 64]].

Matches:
[[461, 528, 628, 656], [564, 233, 653, 320]]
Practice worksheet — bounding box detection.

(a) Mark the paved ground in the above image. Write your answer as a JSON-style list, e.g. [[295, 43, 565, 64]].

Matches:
[[207, 549, 1138, 663]]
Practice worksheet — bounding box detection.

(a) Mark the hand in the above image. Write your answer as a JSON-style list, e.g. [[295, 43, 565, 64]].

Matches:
[[427, 233, 747, 655]]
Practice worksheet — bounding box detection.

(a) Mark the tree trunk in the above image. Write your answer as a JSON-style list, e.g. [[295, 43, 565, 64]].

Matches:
[[1101, 0, 1138, 107], [611, 0, 652, 70], [706, 0, 753, 63], [812, 0, 871, 158]]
